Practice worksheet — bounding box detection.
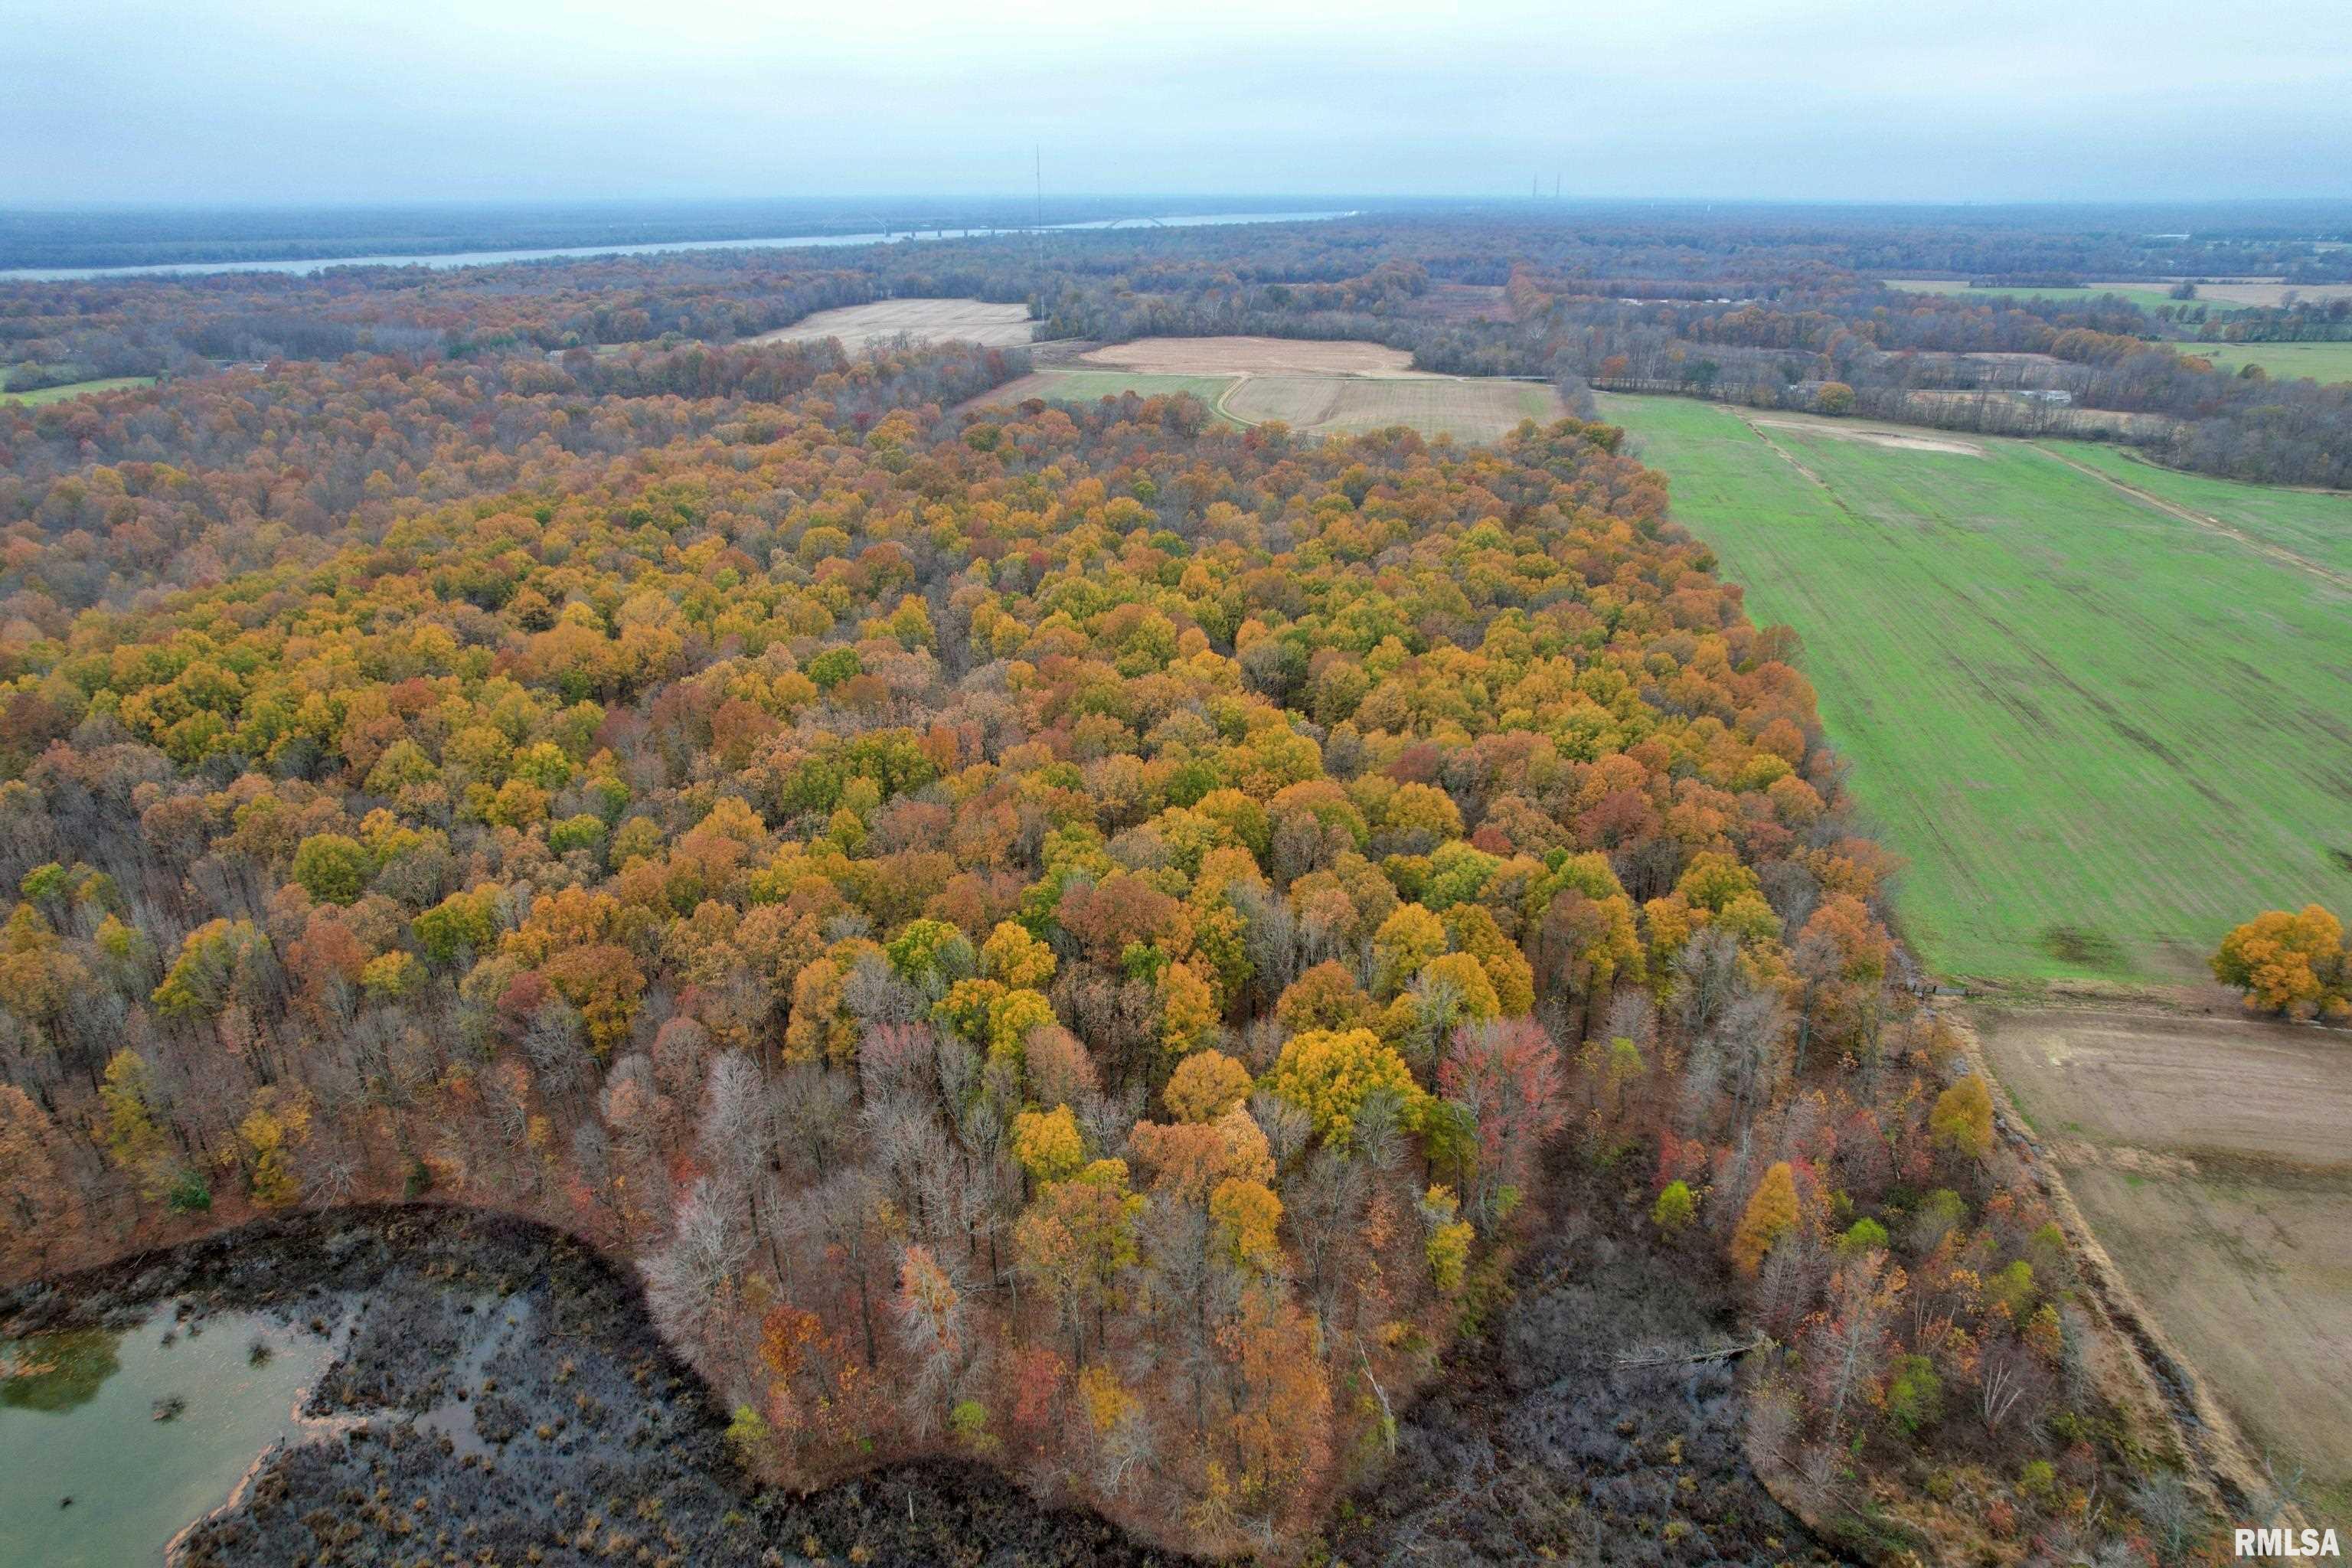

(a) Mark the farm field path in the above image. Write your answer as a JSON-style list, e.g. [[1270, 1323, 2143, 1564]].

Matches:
[[2045, 442, 2352, 579], [2033, 445, 2352, 590], [1599, 393, 2352, 988]]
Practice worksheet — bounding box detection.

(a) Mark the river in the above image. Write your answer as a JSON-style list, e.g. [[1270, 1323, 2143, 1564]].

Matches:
[[0, 211, 1357, 283]]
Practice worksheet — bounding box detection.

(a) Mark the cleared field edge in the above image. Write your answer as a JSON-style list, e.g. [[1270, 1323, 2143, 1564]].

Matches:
[[1951, 1011, 2303, 1527]]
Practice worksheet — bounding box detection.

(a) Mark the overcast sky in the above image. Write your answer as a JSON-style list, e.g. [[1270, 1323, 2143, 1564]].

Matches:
[[10, 0, 2352, 207]]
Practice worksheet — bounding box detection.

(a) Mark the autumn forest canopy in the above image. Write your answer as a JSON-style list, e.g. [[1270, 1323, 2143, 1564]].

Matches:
[[0, 204, 2325, 1564]]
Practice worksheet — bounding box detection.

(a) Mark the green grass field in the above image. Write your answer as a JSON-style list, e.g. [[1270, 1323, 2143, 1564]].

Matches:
[[2171, 339, 2352, 384], [1599, 394, 2352, 988], [1885, 279, 2246, 315], [0, 375, 158, 407], [2049, 441, 2352, 578]]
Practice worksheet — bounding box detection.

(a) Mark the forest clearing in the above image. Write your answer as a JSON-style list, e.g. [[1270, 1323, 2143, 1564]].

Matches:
[[982, 335, 1566, 441], [1971, 1003, 2352, 1515], [1599, 392, 2352, 989]]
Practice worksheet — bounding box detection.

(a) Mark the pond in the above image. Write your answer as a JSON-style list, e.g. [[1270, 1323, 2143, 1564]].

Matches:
[[0, 1306, 336, 1568]]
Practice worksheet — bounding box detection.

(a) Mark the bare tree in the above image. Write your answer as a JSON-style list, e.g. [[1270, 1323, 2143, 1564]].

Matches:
[[700, 1050, 787, 1282], [642, 1175, 752, 1351]]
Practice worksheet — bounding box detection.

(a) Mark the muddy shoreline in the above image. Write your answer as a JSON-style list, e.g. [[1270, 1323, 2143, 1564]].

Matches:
[[6, 1184, 1840, 1566], [3, 1204, 1184, 1567]]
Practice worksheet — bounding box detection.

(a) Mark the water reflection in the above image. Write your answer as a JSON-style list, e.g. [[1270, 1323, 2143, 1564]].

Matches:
[[0, 1326, 123, 1413], [0, 1308, 333, 1568]]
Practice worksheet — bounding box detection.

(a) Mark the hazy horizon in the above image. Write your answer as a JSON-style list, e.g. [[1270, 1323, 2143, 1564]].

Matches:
[[11, 0, 2352, 208]]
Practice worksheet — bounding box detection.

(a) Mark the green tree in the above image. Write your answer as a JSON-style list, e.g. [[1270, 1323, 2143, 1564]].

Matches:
[[1651, 1178, 1696, 1236], [291, 832, 371, 904]]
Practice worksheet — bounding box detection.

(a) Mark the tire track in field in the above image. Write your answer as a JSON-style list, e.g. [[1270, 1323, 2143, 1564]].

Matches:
[[1728, 407, 1871, 522], [2033, 445, 2352, 593], [1210, 371, 1256, 428]]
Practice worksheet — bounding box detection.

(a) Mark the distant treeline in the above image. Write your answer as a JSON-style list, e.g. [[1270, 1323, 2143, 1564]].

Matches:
[[7, 206, 2351, 485]]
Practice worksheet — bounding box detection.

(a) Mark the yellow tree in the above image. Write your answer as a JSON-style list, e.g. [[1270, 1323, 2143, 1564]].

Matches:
[[1928, 1075, 1994, 1161], [1729, 1161, 1799, 1277], [1158, 960, 1220, 1057], [2212, 904, 2347, 1018], [1263, 1027, 1419, 1142], [1165, 1050, 1252, 1124], [1011, 1104, 1085, 1185]]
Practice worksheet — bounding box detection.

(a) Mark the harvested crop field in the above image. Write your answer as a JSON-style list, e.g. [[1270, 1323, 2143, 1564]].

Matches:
[[1078, 335, 1423, 376], [1224, 373, 1560, 441], [750, 297, 1036, 352], [2182, 281, 2352, 309], [1973, 1004, 2352, 1513], [971, 337, 1566, 443], [1599, 392, 2352, 988]]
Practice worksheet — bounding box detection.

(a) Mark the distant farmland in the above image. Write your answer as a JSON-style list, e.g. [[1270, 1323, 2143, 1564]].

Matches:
[[750, 298, 1037, 353], [2174, 338, 2352, 384], [980, 337, 1564, 443], [1600, 394, 2352, 988], [1224, 374, 1557, 439], [1884, 278, 2249, 314], [0, 374, 157, 406]]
